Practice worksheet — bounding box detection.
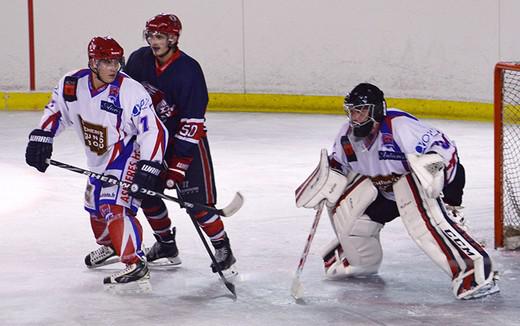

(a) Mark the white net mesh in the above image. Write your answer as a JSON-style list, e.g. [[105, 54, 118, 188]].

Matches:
[[500, 68, 520, 243]]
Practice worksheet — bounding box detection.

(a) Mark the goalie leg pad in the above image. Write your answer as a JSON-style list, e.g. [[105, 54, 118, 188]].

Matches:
[[324, 178, 383, 278], [394, 174, 498, 299]]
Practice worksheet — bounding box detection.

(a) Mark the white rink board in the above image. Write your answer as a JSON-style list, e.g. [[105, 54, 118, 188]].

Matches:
[[1, 0, 520, 102]]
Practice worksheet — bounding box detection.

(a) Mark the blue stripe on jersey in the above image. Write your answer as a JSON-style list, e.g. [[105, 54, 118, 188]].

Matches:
[[386, 109, 418, 121], [71, 69, 90, 79], [106, 139, 135, 171], [380, 113, 410, 171]]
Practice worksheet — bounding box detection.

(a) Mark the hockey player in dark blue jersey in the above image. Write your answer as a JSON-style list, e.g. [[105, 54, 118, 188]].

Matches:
[[125, 13, 236, 274]]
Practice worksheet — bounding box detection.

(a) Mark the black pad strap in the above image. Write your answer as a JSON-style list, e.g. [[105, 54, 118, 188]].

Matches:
[[63, 76, 78, 102]]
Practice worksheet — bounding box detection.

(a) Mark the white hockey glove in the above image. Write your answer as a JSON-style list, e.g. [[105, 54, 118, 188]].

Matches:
[[406, 153, 445, 199]]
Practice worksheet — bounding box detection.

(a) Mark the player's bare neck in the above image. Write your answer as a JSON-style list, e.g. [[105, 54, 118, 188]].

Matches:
[[156, 48, 175, 66], [90, 73, 107, 90]]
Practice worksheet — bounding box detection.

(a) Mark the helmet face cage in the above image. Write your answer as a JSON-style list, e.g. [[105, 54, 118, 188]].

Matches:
[[344, 100, 377, 127], [343, 83, 386, 125]]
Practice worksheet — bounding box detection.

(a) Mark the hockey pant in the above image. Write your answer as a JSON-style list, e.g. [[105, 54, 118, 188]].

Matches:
[[84, 147, 145, 265], [322, 177, 384, 279], [394, 173, 495, 299]]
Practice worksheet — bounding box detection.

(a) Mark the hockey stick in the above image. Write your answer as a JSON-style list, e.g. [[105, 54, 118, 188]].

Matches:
[[174, 184, 237, 300], [46, 159, 244, 217], [290, 200, 326, 300]]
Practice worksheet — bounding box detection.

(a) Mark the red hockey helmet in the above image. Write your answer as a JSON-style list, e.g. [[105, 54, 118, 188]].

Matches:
[[145, 14, 182, 37], [87, 36, 124, 60]]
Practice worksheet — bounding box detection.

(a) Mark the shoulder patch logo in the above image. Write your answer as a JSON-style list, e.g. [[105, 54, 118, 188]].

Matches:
[[108, 86, 120, 104]]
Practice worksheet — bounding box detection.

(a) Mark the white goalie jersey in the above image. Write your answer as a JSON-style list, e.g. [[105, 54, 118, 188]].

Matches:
[[330, 108, 459, 200], [38, 69, 168, 172]]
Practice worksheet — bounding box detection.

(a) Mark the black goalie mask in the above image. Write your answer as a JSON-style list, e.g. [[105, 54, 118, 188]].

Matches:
[[344, 83, 387, 138]]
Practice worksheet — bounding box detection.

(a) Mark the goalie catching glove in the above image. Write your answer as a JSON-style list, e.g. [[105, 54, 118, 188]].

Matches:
[[407, 153, 445, 199], [295, 149, 349, 208], [25, 129, 53, 173], [130, 160, 165, 199]]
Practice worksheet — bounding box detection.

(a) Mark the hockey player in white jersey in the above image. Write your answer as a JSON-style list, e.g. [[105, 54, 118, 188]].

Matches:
[[25, 36, 168, 288], [295, 83, 499, 300]]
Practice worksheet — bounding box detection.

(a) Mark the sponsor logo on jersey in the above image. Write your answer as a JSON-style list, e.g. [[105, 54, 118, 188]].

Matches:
[[378, 151, 406, 161], [415, 128, 440, 154], [370, 173, 402, 192], [100, 191, 116, 200], [120, 151, 141, 204], [100, 100, 122, 115], [79, 116, 108, 155], [132, 98, 151, 117]]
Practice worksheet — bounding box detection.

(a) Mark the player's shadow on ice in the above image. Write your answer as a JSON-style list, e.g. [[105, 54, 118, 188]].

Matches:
[[325, 274, 387, 292]]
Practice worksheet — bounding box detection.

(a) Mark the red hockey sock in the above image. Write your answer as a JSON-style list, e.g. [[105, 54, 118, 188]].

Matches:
[[89, 212, 111, 246]]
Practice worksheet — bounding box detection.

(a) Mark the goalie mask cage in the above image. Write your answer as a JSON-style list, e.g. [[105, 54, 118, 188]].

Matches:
[[494, 62, 520, 250]]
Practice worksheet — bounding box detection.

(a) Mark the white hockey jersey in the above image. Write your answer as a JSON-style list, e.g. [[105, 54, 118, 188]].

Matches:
[[39, 69, 167, 173], [330, 108, 459, 200]]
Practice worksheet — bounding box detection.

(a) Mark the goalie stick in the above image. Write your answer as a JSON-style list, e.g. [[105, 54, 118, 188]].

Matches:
[[174, 184, 237, 300], [291, 200, 326, 300], [46, 159, 244, 218]]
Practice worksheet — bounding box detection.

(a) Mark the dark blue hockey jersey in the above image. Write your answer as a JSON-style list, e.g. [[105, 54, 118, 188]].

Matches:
[[125, 46, 209, 163]]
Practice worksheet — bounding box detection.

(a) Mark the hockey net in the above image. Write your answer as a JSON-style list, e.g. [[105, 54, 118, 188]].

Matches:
[[495, 62, 520, 249]]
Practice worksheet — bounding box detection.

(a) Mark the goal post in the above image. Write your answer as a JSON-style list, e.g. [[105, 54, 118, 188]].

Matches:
[[494, 61, 520, 250]]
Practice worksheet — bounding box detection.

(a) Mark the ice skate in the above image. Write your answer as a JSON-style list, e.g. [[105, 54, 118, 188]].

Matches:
[[145, 227, 181, 268], [103, 259, 151, 293], [210, 234, 237, 278], [84, 245, 119, 268], [457, 272, 500, 300]]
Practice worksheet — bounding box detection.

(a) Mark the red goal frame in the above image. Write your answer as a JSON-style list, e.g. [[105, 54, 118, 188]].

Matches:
[[494, 62, 520, 248]]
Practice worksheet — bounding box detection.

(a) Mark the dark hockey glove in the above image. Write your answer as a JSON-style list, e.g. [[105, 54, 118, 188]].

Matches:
[[165, 157, 192, 189], [130, 160, 165, 199], [25, 129, 53, 173]]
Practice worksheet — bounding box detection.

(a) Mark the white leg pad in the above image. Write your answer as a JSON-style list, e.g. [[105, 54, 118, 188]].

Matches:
[[394, 174, 498, 299], [323, 178, 383, 278]]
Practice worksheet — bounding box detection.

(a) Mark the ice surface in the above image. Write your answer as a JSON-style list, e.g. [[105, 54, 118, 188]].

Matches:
[[1, 111, 519, 325]]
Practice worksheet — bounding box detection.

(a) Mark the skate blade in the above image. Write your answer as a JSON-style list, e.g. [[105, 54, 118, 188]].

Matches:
[[461, 283, 500, 300], [104, 278, 152, 294], [87, 256, 120, 269], [148, 256, 182, 269]]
